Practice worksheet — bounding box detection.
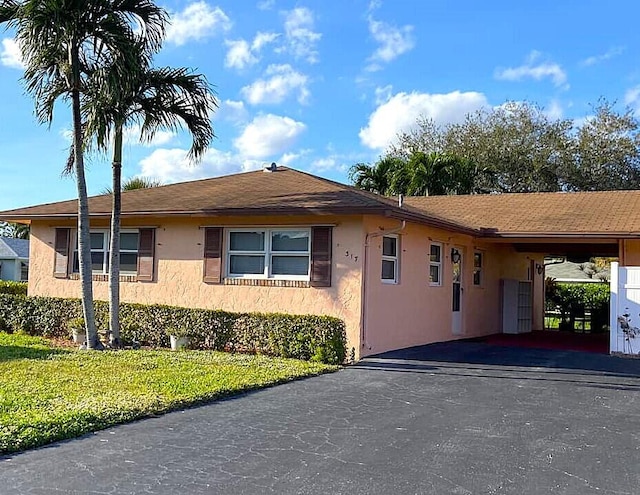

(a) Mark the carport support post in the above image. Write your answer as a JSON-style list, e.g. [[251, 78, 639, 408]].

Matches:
[[609, 262, 618, 355]]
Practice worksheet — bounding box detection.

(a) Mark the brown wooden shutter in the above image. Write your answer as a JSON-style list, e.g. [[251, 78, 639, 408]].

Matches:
[[311, 226, 332, 287], [53, 228, 71, 279], [203, 227, 223, 284], [137, 228, 155, 282]]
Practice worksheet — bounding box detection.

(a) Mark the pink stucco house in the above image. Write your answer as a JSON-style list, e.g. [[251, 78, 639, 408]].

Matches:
[[1, 165, 638, 358]]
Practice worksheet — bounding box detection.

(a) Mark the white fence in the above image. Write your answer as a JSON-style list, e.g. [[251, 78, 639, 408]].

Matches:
[[610, 262, 640, 355]]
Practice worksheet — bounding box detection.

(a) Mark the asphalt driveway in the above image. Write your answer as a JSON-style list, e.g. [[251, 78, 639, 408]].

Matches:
[[2, 341, 640, 494]]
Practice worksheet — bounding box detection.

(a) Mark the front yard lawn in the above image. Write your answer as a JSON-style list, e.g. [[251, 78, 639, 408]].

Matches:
[[0, 332, 337, 454]]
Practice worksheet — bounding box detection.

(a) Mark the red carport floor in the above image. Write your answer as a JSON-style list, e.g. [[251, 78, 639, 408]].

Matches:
[[477, 330, 609, 354]]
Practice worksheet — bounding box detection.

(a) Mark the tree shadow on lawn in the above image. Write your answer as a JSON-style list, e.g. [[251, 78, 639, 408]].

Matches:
[[0, 344, 72, 362]]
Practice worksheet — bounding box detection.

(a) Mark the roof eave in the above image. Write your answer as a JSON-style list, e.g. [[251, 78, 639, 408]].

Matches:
[[480, 231, 639, 239]]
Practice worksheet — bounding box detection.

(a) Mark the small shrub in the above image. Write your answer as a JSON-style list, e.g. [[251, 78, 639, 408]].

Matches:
[[0, 280, 27, 296]]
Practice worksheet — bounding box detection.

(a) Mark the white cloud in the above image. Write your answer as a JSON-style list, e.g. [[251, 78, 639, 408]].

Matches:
[[278, 7, 321, 63], [0, 38, 24, 70], [495, 51, 568, 88], [124, 125, 175, 147], [224, 32, 278, 70], [252, 31, 279, 51], [544, 100, 563, 120], [234, 114, 306, 159], [166, 2, 231, 46], [139, 147, 242, 182], [257, 0, 275, 10], [581, 46, 625, 67], [241, 64, 310, 105], [224, 39, 257, 69], [359, 90, 488, 150], [366, 15, 415, 71], [626, 86, 640, 113], [215, 99, 249, 124], [374, 84, 393, 105]]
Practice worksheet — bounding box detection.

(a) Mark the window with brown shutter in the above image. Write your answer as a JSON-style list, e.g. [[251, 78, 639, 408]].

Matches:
[[136, 228, 155, 282], [203, 227, 223, 283], [310, 226, 332, 287], [53, 228, 71, 278]]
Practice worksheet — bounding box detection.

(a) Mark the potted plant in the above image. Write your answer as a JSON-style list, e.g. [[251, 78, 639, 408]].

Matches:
[[68, 317, 86, 345], [168, 324, 191, 351]]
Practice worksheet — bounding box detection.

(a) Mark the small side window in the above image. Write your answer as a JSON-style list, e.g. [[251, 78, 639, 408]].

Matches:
[[381, 235, 398, 284], [473, 251, 483, 286], [429, 243, 442, 286]]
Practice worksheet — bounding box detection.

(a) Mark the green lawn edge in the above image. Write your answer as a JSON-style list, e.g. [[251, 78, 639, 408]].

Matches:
[[0, 332, 339, 455]]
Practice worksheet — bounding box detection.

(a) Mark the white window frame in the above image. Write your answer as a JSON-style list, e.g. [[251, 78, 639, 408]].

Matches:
[[226, 228, 311, 281], [429, 242, 443, 286], [473, 251, 483, 287], [381, 235, 399, 284], [72, 229, 139, 275]]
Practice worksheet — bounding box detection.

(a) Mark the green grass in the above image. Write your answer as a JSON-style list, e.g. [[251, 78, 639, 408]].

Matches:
[[0, 332, 337, 454]]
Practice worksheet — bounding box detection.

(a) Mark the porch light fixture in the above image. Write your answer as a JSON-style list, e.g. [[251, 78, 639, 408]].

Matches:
[[536, 263, 544, 275], [451, 248, 461, 264]]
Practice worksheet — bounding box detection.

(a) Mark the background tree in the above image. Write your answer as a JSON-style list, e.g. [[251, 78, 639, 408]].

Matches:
[[383, 100, 640, 195], [348, 156, 405, 195], [350, 152, 491, 196], [1, 0, 166, 349], [81, 47, 215, 347], [570, 100, 640, 191], [101, 177, 163, 195], [0, 222, 29, 239]]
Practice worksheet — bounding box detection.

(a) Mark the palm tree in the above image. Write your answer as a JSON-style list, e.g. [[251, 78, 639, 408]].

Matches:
[[101, 176, 163, 195], [349, 156, 406, 195], [1, 0, 166, 349], [82, 47, 215, 347]]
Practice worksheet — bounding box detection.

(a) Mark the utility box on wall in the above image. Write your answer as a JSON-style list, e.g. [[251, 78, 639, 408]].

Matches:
[[501, 279, 533, 334]]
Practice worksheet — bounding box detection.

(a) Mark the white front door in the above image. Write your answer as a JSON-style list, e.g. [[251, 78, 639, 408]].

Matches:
[[452, 248, 463, 336]]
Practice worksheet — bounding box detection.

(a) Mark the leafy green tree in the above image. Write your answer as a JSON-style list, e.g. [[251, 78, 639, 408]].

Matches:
[[570, 100, 640, 191], [0, 0, 166, 349], [0, 222, 29, 239], [442, 102, 574, 193], [82, 45, 215, 347], [389, 99, 640, 194]]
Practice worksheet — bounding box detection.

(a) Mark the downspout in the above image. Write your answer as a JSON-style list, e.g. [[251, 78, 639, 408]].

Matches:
[[360, 218, 406, 355]]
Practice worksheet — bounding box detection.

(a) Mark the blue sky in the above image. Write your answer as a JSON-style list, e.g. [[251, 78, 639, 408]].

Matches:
[[1, 0, 639, 211]]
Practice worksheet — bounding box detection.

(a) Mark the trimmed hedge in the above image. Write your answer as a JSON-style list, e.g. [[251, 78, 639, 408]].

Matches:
[[545, 279, 610, 332], [0, 294, 347, 364], [0, 280, 27, 296]]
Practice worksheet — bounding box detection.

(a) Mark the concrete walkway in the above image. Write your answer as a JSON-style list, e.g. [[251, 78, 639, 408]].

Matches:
[[2, 342, 640, 494]]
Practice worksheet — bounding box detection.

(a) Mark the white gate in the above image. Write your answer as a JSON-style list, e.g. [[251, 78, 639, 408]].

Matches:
[[610, 262, 640, 355]]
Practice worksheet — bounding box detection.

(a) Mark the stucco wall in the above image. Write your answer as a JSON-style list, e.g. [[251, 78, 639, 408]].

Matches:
[[29, 214, 546, 359], [361, 217, 544, 356], [29, 216, 365, 357], [621, 239, 640, 266]]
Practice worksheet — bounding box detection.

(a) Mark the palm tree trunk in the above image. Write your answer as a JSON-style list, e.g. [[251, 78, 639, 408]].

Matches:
[[109, 124, 123, 347], [70, 43, 101, 350]]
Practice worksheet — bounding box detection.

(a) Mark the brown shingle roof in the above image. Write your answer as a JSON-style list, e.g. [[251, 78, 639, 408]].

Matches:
[[0, 167, 473, 233], [4, 166, 639, 237], [404, 190, 640, 237]]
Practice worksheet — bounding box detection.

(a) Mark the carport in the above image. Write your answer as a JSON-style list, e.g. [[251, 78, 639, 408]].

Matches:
[[480, 235, 623, 354]]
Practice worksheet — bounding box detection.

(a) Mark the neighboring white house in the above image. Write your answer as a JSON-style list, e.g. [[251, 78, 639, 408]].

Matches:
[[0, 237, 29, 281], [545, 260, 610, 283]]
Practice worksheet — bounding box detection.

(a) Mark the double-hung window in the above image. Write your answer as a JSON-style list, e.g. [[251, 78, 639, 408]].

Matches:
[[381, 235, 399, 283], [72, 230, 140, 275], [429, 243, 442, 286], [227, 229, 310, 279]]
